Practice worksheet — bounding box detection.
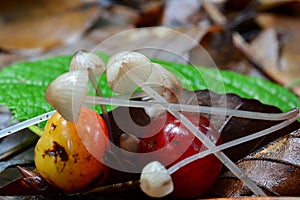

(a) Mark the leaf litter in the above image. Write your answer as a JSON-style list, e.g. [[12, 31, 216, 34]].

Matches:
[[0, 1, 299, 198]]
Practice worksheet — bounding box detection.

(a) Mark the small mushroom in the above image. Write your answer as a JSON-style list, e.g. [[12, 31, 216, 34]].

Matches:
[[45, 70, 88, 122], [70, 50, 106, 76], [106, 51, 182, 118], [119, 133, 140, 157], [140, 161, 174, 198], [106, 51, 153, 94]]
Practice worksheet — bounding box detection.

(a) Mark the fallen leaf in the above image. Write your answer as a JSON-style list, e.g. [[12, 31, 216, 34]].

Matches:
[[249, 28, 279, 75], [211, 129, 300, 197], [98, 27, 208, 63], [162, 0, 202, 26], [255, 13, 300, 95], [0, 0, 101, 54], [257, 0, 300, 10], [207, 197, 299, 200]]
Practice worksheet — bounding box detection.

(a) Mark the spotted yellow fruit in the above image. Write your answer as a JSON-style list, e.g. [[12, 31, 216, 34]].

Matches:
[[34, 107, 109, 193]]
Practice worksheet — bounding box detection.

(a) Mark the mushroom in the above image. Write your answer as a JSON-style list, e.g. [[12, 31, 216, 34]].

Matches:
[[140, 161, 174, 198], [70, 50, 106, 76], [106, 51, 152, 94], [69, 50, 113, 140], [107, 51, 183, 118], [119, 133, 140, 157], [45, 70, 88, 122], [119, 133, 140, 153]]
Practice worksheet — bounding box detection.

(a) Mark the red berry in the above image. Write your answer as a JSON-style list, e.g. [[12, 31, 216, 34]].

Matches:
[[138, 112, 222, 198]]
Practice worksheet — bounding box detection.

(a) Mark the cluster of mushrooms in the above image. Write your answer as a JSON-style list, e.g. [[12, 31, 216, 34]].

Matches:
[[0, 50, 299, 198], [45, 50, 183, 197]]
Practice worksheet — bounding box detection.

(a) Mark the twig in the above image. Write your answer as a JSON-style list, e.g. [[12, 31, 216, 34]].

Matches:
[[202, 0, 278, 83], [202, 0, 227, 25], [82, 180, 140, 195], [232, 32, 280, 83], [0, 159, 33, 174], [0, 133, 38, 161]]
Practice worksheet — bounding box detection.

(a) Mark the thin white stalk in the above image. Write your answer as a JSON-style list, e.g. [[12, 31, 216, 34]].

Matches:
[[0, 110, 56, 139], [88, 68, 113, 141], [168, 113, 299, 174], [85, 96, 299, 121], [121, 65, 267, 196], [1, 96, 298, 140]]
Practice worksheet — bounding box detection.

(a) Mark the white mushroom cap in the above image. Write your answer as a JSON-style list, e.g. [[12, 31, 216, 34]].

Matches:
[[70, 50, 106, 76], [45, 70, 88, 122], [140, 161, 174, 198], [106, 51, 152, 94]]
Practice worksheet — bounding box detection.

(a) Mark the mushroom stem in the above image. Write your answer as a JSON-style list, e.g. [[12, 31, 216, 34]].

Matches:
[[120, 65, 267, 196], [1, 96, 298, 140], [87, 68, 113, 141], [167, 113, 299, 174], [0, 110, 55, 139], [84, 96, 299, 121]]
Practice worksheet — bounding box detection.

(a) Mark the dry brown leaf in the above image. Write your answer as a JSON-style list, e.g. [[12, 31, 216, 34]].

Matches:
[[97, 26, 209, 63], [0, 0, 101, 55], [257, 0, 300, 10], [162, 0, 202, 26], [206, 197, 299, 200], [249, 28, 279, 74], [211, 129, 300, 197], [255, 13, 300, 95]]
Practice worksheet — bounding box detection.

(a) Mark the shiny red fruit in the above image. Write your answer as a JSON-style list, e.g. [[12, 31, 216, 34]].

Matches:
[[138, 112, 222, 199]]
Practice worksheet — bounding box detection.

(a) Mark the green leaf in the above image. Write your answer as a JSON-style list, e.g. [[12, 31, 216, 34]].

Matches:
[[0, 53, 299, 125]]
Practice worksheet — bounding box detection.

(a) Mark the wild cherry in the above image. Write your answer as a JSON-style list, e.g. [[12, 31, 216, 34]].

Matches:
[[138, 112, 222, 198]]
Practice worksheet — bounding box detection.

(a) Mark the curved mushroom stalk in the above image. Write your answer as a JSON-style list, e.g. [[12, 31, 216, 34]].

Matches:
[[1, 94, 298, 140], [45, 70, 88, 122], [167, 111, 300, 175]]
